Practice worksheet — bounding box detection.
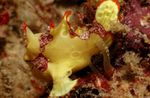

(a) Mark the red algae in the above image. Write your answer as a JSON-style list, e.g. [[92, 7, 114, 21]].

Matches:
[[0, 11, 9, 25], [21, 22, 27, 33], [49, 20, 55, 29]]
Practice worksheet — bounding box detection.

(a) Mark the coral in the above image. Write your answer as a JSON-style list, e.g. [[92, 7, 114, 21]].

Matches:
[[95, 0, 120, 31]]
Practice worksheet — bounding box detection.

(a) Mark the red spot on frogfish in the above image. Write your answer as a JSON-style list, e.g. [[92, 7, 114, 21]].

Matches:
[[39, 32, 53, 52], [31, 54, 48, 72]]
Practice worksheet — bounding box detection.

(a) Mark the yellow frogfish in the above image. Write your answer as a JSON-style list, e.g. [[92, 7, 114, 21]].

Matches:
[[22, 0, 120, 97]]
